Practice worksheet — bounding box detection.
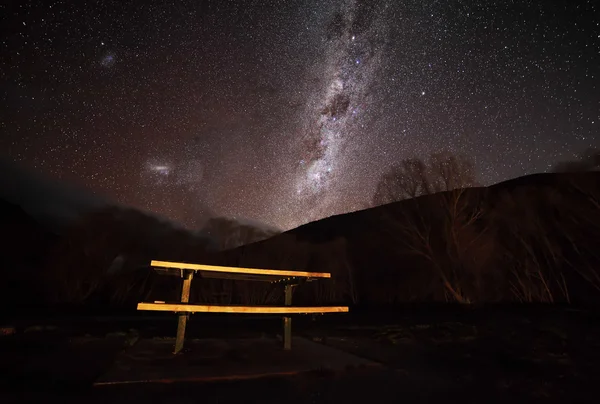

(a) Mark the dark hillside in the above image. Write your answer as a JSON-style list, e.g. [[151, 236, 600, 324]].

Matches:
[[203, 171, 600, 306], [1, 171, 599, 312], [0, 198, 58, 307]]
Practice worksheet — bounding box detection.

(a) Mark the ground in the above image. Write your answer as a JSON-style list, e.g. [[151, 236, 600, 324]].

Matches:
[[1, 305, 599, 403]]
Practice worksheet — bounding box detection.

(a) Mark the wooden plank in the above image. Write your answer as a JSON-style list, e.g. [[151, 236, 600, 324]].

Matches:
[[137, 303, 349, 314], [151, 260, 331, 279], [174, 271, 193, 354]]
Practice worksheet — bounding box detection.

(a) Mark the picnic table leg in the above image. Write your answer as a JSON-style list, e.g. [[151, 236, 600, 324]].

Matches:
[[174, 270, 193, 354], [283, 284, 294, 350]]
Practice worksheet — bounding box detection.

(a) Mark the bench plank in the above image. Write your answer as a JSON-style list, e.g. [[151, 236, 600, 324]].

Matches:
[[137, 302, 349, 314], [151, 260, 331, 279]]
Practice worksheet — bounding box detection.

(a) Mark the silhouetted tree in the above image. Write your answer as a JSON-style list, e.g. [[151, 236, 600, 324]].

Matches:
[[373, 152, 486, 303], [198, 217, 280, 251], [373, 152, 477, 206], [552, 147, 600, 173]]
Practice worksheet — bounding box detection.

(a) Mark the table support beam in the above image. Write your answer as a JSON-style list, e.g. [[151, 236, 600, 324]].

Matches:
[[283, 284, 294, 350], [174, 270, 193, 354]]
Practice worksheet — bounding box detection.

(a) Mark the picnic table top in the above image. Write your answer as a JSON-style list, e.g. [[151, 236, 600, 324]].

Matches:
[[150, 260, 332, 282]]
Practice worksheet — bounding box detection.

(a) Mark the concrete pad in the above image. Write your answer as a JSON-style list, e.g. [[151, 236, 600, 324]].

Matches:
[[94, 336, 381, 385]]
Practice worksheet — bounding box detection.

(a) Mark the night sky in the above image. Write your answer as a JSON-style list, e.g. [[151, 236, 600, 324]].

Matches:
[[2, 0, 599, 231]]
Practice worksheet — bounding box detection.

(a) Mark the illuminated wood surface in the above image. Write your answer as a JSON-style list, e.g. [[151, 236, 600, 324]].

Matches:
[[151, 260, 331, 279], [143, 260, 347, 354], [137, 302, 349, 314], [174, 271, 193, 354]]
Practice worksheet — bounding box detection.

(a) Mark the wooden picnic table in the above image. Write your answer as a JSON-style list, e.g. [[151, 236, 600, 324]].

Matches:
[[137, 260, 349, 354]]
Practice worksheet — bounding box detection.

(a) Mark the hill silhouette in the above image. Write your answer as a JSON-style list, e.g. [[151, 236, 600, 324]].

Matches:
[[1, 170, 599, 313], [199, 170, 600, 306], [0, 157, 108, 233], [0, 198, 58, 308]]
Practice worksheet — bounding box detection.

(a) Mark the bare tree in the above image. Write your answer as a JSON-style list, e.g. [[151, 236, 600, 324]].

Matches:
[[559, 177, 600, 295], [373, 152, 477, 206], [380, 187, 489, 303], [552, 147, 600, 173], [199, 217, 280, 251], [374, 152, 486, 303], [429, 152, 477, 192]]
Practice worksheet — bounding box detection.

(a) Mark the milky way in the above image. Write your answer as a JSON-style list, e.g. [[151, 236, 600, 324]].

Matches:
[[294, 0, 388, 221], [1, 0, 599, 230]]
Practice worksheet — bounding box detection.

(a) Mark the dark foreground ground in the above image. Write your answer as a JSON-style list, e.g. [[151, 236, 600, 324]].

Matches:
[[2, 305, 600, 403]]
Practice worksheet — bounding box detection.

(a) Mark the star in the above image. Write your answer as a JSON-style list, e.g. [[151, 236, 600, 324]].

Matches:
[[1, 0, 598, 231]]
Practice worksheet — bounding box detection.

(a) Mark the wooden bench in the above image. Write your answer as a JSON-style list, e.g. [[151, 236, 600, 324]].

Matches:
[[137, 260, 349, 354]]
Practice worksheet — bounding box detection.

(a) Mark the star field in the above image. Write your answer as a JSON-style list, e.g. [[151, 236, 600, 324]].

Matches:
[[1, 0, 599, 231]]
